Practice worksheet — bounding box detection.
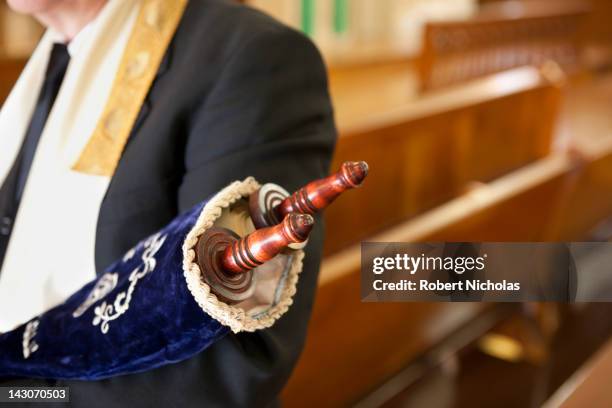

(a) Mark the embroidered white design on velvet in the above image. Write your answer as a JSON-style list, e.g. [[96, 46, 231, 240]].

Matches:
[[22, 319, 40, 359], [72, 272, 119, 318], [122, 247, 136, 263], [92, 233, 167, 334]]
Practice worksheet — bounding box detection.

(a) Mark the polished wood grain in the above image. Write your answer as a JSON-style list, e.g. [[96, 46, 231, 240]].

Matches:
[[282, 291, 501, 407], [324, 66, 561, 255], [284, 69, 612, 403], [281, 156, 568, 406], [249, 162, 369, 229], [275, 161, 368, 218], [283, 144, 612, 407], [222, 213, 313, 273], [419, 1, 589, 90], [195, 213, 313, 303], [544, 339, 612, 408]]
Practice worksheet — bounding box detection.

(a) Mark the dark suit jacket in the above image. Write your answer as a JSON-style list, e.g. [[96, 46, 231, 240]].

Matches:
[[3, 0, 336, 406]]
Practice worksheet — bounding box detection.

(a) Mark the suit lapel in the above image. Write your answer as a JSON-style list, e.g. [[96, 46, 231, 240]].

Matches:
[[128, 48, 173, 142]]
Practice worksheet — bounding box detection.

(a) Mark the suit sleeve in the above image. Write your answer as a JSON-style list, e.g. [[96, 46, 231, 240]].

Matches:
[[29, 26, 336, 407]]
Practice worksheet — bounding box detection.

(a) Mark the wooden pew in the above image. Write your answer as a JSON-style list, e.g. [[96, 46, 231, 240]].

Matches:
[[419, 0, 589, 90], [324, 66, 562, 255], [544, 338, 612, 408], [282, 145, 612, 407]]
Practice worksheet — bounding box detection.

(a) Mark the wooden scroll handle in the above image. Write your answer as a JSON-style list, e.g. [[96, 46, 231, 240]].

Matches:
[[276, 161, 369, 218], [195, 213, 314, 303], [222, 213, 313, 274], [249, 161, 369, 229]]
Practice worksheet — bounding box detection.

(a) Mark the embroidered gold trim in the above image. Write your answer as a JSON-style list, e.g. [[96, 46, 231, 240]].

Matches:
[[72, 0, 188, 176]]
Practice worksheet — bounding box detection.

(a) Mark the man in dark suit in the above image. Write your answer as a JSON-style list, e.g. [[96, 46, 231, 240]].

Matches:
[[0, 0, 336, 406]]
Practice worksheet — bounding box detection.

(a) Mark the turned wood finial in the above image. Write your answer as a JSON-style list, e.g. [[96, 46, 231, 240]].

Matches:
[[249, 161, 369, 229], [274, 161, 369, 219], [221, 213, 313, 274], [196, 214, 314, 303]]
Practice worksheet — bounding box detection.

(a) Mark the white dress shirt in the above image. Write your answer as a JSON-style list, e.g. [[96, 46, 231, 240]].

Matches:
[[0, 0, 141, 332]]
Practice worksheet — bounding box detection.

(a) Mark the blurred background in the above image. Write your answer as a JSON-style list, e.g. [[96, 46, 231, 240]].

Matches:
[[2, 0, 612, 406]]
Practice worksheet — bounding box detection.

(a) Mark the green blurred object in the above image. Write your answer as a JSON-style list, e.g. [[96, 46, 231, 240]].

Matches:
[[334, 0, 348, 34], [301, 0, 315, 37]]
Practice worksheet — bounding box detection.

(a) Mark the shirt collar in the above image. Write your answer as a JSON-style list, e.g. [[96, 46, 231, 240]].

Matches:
[[48, 17, 96, 57]]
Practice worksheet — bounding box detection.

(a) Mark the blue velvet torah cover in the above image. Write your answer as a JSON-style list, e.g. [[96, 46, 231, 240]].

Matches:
[[0, 179, 301, 380]]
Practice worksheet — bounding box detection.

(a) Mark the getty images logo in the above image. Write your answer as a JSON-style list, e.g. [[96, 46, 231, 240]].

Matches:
[[371, 253, 488, 275]]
